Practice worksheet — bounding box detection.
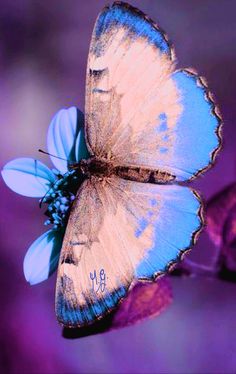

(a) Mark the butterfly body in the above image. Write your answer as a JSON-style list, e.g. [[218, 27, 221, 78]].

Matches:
[[55, 1, 222, 328], [73, 157, 175, 184]]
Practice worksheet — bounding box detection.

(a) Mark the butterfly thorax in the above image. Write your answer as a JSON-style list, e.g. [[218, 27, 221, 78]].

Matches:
[[78, 157, 114, 178]]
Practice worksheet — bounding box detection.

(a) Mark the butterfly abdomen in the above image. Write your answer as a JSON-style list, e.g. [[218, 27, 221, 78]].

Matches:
[[115, 165, 175, 184]]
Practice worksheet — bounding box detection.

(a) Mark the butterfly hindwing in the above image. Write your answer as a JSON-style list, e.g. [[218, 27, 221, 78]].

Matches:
[[55, 177, 202, 327], [56, 176, 150, 327], [85, 1, 221, 181]]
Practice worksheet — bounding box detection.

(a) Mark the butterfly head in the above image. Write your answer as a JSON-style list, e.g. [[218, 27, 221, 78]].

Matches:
[[71, 157, 114, 179], [78, 158, 90, 176], [67, 158, 92, 177]]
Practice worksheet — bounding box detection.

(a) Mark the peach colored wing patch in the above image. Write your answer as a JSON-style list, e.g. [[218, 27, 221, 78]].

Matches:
[[85, 2, 221, 181], [85, 3, 180, 169]]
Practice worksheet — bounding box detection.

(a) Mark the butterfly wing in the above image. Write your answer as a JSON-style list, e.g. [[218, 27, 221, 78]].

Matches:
[[85, 2, 221, 181], [55, 176, 202, 327]]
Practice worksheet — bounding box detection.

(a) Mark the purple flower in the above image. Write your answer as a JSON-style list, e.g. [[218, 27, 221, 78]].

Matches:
[[1, 107, 89, 285], [207, 183, 236, 274], [175, 183, 236, 281]]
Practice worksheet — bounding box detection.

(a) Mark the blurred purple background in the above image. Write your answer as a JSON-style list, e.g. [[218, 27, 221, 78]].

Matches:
[[1, 1, 236, 373]]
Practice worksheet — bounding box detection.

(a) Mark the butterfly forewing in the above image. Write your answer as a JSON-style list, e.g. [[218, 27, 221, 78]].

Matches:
[[85, 2, 221, 181]]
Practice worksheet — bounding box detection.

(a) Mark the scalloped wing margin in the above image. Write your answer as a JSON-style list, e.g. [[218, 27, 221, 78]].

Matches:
[[157, 68, 222, 181], [135, 185, 203, 280]]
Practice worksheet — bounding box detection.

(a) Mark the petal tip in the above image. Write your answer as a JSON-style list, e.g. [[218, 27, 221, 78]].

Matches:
[[1, 158, 54, 197]]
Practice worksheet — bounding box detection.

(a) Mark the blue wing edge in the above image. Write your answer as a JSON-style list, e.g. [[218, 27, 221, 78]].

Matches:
[[176, 68, 223, 181]]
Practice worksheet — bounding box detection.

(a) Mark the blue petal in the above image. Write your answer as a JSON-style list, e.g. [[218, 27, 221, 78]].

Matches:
[[23, 229, 64, 285], [75, 126, 90, 162], [47, 107, 89, 174], [1, 158, 55, 197]]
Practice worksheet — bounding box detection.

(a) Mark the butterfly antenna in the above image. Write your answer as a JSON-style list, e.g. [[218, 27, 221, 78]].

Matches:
[[38, 149, 69, 162], [38, 149, 80, 172]]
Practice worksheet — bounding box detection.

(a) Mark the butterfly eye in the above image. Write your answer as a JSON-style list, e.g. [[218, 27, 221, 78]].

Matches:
[[68, 162, 80, 171], [79, 159, 89, 175]]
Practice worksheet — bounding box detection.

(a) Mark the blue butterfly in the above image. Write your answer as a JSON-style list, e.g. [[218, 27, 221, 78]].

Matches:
[[53, 2, 222, 327]]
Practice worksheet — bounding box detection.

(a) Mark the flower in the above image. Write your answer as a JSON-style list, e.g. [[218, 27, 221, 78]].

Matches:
[[1, 106, 89, 285], [207, 183, 236, 280], [169, 183, 236, 283]]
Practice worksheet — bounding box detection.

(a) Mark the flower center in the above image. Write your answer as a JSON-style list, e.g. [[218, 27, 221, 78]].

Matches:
[[41, 170, 83, 230]]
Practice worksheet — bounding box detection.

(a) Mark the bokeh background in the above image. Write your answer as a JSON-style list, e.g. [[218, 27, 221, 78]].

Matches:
[[1, 0, 236, 373]]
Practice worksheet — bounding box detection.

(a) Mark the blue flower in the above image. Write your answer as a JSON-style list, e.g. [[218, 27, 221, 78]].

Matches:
[[1, 107, 89, 285]]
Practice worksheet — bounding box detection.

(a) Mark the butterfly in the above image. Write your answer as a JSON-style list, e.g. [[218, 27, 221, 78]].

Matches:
[[55, 1, 222, 327]]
